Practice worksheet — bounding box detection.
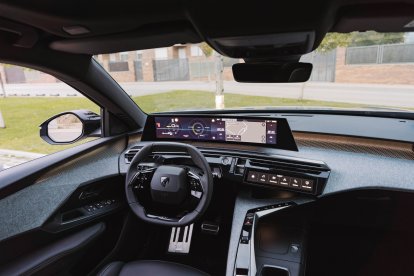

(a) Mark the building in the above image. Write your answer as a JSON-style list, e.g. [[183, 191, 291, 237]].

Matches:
[[95, 44, 222, 82], [1, 42, 414, 85]]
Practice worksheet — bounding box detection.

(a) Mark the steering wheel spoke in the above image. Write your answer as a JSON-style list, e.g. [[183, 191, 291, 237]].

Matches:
[[187, 170, 204, 199], [131, 170, 153, 189], [137, 162, 159, 172]]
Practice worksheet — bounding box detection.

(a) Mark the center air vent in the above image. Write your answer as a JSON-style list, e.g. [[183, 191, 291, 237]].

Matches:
[[124, 146, 143, 163], [234, 158, 247, 175], [248, 158, 326, 174]]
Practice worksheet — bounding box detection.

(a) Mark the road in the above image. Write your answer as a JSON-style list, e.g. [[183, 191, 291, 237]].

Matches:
[[123, 81, 414, 108], [2, 81, 414, 108], [48, 128, 83, 142], [0, 149, 45, 170]]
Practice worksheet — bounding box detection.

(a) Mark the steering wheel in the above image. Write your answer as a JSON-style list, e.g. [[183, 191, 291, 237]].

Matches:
[[125, 142, 213, 226]]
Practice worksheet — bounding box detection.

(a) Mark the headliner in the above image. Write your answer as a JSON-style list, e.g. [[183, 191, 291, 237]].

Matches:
[[0, 0, 413, 59]]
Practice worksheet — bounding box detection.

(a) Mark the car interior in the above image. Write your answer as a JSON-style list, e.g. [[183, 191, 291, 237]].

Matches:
[[1, 0, 414, 275]]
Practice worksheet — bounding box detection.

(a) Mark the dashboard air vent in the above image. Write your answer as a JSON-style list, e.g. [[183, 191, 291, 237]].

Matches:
[[248, 158, 327, 174], [124, 146, 143, 163], [234, 158, 247, 175]]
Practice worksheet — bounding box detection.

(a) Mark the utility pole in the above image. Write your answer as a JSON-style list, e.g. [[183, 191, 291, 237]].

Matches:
[[0, 71, 5, 128], [0, 111, 5, 128], [0, 72, 5, 98], [214, 51, 224, 109], [298, 82, 306, 101], [298, 51, 314, 101]]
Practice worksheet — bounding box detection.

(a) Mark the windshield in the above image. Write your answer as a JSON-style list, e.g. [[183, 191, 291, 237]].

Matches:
[[95, 31, 414, 113]]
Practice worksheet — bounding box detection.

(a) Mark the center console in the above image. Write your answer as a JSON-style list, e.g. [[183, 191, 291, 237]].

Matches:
[[233, 203, 307, 276]]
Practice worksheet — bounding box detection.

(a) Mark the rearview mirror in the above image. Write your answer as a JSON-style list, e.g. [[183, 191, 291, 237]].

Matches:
[[232, 62, 312, 83], [40, 110, 101, 144]]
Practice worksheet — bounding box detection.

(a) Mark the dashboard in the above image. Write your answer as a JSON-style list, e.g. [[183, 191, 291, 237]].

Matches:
[[123, 112, 414, 276], [142, 114, 298, 151], [126, 112, 414, 197], [133, 114, 330, 196], [124, 143, 330, 196]]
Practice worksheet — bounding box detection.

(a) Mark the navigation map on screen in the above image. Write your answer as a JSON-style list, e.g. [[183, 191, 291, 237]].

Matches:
[[154, 116, 277, 145]]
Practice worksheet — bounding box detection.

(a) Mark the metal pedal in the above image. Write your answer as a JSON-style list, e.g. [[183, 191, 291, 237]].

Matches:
[[168, 224, 194, 254]]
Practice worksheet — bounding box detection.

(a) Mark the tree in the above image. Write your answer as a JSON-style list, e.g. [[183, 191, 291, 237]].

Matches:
[[199, 42, 213, 57], [349, 31, 404, 46], [316, 32, 405, 52], [316, 33, 352, 52]]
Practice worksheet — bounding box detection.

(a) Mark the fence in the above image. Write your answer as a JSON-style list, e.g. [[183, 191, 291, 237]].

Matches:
[[189, 61, 214, 79], [108, 61, 129, 72], [134, 61, 143, 81], [3, 67, 58, 84], [4, 67, 25, 83], [346, 43, 414, 65], [300, 50, 337, 82], [4, 43, 413, 86], [153, 58, 190, 81]]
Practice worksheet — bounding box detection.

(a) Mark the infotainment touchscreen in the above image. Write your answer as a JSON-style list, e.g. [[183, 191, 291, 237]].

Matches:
[[154, 116, 277, 144], [141, 115, 298, 151]]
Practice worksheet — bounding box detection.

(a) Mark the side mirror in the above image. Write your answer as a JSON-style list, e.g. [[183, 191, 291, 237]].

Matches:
[[40, 110, 101, 145]]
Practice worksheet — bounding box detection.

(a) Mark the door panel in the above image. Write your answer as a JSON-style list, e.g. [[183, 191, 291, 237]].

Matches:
[[0, 135, 129, 275], [42, 176, 125, 233], [0, 176, 125, 265], [0, 136, 126, 242], [0, 223, 106, 276]]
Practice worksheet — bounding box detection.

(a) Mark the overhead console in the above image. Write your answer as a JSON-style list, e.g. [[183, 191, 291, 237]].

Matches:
[[141, 114, 298, 151], [210, 32, 315, 59]]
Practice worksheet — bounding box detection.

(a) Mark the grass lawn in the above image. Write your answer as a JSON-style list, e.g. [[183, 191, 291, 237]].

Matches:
[[0, 90, 368, 154], [136, 90, 369, 112]]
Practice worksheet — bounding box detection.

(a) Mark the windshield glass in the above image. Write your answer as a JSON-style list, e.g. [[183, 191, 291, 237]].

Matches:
[[95, 31, 414, 113]]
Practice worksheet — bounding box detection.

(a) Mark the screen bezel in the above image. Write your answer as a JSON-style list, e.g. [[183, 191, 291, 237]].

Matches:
[[141, 114, 298, 151]]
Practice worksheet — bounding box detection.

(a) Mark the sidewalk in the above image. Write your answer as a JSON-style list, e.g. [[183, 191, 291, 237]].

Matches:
[[3, 81, 414, 108], [0, 149, 45, 170]]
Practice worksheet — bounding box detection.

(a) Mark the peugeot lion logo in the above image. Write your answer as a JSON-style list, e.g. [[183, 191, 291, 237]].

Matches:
[[160, 176, 169, 187]]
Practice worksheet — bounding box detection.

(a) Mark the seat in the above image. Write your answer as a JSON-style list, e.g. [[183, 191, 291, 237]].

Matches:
[[98, 260, 209, 276]]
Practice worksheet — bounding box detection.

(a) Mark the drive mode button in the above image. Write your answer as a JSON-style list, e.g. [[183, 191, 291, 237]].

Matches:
[[247, 171, 259, 182], [301, 179, 314, 191], [290, 178, 302, 189], [258, 173, 269, 183], [269, 175, 278, 184], [279, 175, 290, 186]]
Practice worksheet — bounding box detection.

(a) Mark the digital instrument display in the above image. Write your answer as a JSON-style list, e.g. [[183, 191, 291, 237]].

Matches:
[[154, 116, 277, 144]]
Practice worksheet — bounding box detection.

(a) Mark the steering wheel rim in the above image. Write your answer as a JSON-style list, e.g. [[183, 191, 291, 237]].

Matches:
[[125, 142, 213, 226]]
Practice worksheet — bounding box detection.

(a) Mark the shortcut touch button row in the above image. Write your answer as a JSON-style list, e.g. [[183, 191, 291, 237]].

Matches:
[[246, 170, 314, 192]]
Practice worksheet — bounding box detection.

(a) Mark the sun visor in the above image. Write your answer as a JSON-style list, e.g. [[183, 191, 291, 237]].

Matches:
[[49, 22, 201, 54], [211, 31, 315, 59], [333, 4, 414, 32]]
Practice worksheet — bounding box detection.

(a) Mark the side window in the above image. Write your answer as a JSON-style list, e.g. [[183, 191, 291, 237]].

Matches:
[[0, 64, 101, 170]]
